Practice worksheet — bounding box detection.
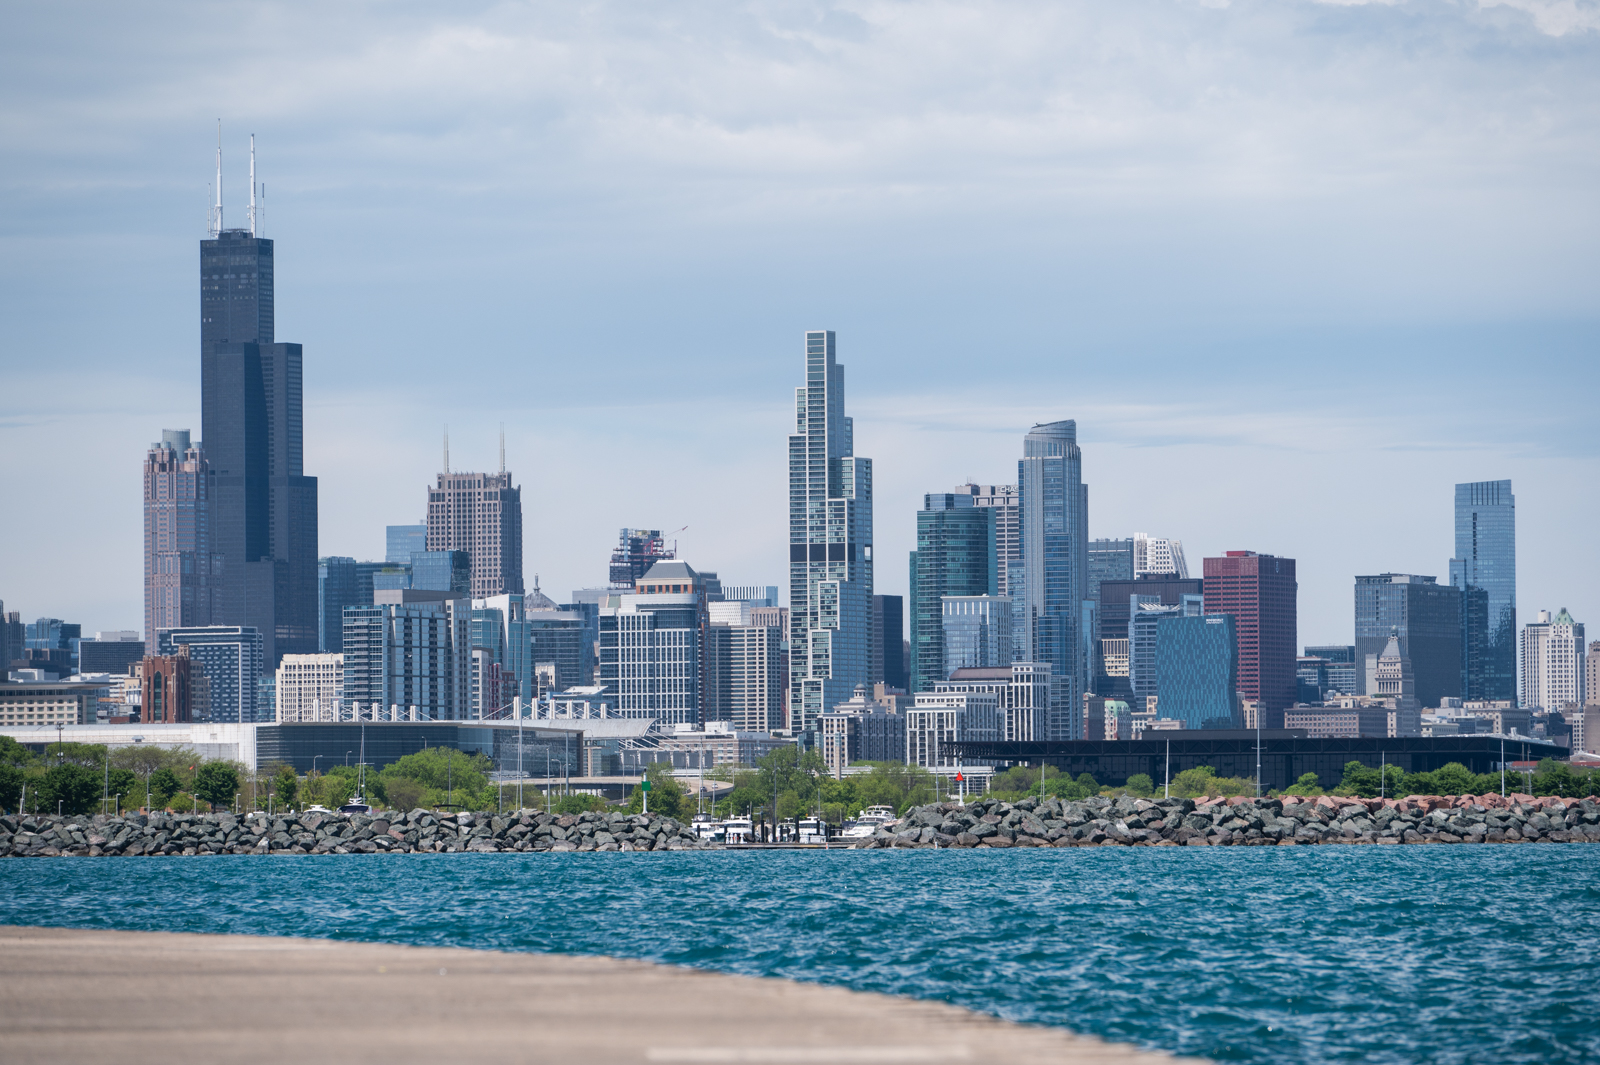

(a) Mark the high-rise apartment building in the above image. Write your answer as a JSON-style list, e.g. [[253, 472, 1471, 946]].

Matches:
[[1450, 480, 1516, 702], [1017, 420, 1089, 740], [1203, 551, 1298, 727], [608, 529, 674, 588], [706, 621, 785, 733], [1154, 614, 1238, 729], [936, 662, 1052, 742], [598, 560, 714, 726], [961, 484, 1020, 596], [906, 691, 999, 769], [1353, 573, 1461, 707], [788, 331, 873, 732], [1521, 609, 1585, 711], [143, 429, 213, 657], [427, 466, 523, 598], [1133, 533, 1188, 578], [386, 523, 426, 564], [275, 653, 344, 722], [341, 590, 472, 720], [156, 625, 266, 723], [200, 157, 318, 670], [909, 492, 996, 693], [871, 594, 906, 691]]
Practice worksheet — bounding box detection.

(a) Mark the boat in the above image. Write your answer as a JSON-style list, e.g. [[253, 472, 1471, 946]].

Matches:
[[797, 816, 828, 844], [690, 814, 719, 841], [304, 804, 334, 815], [721, 817, 754, 844], [840, 805, 898, 840], [339, 797, 372, 814]]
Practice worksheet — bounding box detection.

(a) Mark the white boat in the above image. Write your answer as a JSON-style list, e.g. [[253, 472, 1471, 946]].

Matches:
[[840, 804, 898, 840], [797, 816, 828, 844], [690, 814, 719, 841], [339, 796, 372, 815], [721, 817, 754, 844]]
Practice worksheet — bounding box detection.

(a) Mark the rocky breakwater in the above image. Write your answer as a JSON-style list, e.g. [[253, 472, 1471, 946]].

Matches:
[[0, 808, 711, 857], [855, 792, 1600, 848]]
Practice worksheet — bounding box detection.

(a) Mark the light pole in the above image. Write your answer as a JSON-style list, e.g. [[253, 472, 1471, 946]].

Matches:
[[1164, 738, 1170, 800]]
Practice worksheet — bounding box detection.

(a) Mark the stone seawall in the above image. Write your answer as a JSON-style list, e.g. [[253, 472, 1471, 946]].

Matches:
[[0, 808, 710, 857], [855, 792, 1600, 848]]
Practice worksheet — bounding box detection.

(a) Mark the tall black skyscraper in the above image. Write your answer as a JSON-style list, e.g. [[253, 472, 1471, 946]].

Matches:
[[199, 136, 317, 668]]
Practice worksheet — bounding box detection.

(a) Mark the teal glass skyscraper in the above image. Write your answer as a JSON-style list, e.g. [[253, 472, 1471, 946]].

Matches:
[[788, 331, 873, 732], [1449, 480, 1516, 702], [908, 493, 997, 693], [1018, 420, 1089, 739]]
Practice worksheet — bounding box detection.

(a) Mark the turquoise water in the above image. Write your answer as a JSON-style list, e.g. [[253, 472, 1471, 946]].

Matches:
[[3, 847, 1597, 1064]]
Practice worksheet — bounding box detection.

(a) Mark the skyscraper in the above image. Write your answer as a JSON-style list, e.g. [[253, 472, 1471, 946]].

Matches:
[[909, 492, 996, 693], [200, 140, 317, 670], [1450, 480, 1516, 702], [1353, 573, 1462, 707], [962, 484, 1020, 595], [1203, 551, 1298, 727], [427, 463, 523, 598], [1133, 533, 1188, 578], [788, 330, 873, 732], [608, 529, 674, 588], [870, 594, 906, 691], [1521, 609, 1585, 711], [1017, 420, 1089, 739], [144, 429, 213, 656], [386, 523, 427, 564]]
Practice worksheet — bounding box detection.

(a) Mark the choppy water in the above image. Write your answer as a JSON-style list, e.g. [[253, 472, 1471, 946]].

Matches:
[[3, 846, 1597, 1064]]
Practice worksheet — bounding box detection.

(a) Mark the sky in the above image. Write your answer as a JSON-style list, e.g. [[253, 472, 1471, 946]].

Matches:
[[1, 0, 1597, 651]]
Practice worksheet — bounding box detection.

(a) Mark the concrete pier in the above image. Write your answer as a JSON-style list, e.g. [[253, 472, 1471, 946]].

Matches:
[[0, 925, 1189, 1065]]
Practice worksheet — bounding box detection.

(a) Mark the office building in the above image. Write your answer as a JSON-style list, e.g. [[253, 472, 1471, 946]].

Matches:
[[910, 493, 995, 693], [1017, 420, 1089, 740], [1129, 594, 1203, 705], [942, 595, 1012, 674], [1450, 480, 1516, 702], [963, 484, 1021, 596], [525, 606, 591, 695], [0, 606, 22, 674], [1154, 613, 1239, 730], [871, 594, 906, 691], [1089, 539, 1135, 594], [275, 653, 344, 722], [722, 585, 779, 607], [1521, 609, 1585, 712], [427, 459, 523, 598], [411, 550, 471, 594], [1095, 574, 1203, 697], [819, 684, 907, 777], [317, 557, 358, 654], [156, 625, 266, 723], [1203, 551, 1297, 727], [77, 634, 146, 677], [143, 429, 213, 656], [788, 330, 874, 732], [0, 677, 108, 727], [341, 590, 472, 720], [598, 560, 714, 726], [936, 662, 1052, 743], [386, 523, 427, 564], [609, 529, 674, 588], [201, 164, 319, 670], [906, 691, 1000, 769], [1133, 533, 1188, 578], [1354, 573, 1461, 707], [1305, 644, 1357, 698], [1364, 631, 1419, 710], [1588, 642, 1600, 708], [24, 618, 81, 676], [1297, 656, 1330, 704], [706, 620, 785, 733]]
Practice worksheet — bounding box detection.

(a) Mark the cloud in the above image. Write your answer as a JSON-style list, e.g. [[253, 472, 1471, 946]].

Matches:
[[1480, 0, 1600, 35]]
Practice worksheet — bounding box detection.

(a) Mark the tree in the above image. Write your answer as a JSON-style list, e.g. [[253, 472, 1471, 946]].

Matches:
[[193, 762, 240, 811], [384, 777, 425, 812], [1430, 762, 1478, 797], [553, 793, 606, 814], [148, 767, 181, 808], [0, 736, 34, 767], [0, 764, 24, 812], [1282, 772, 1324, 797], [1125, 773, 1155, 797], [37, 763, 101, 815], [271, 765, 298, 808], [105, 768, 137, 811], [44, 741, 109, 769], [627, 761, 687, 818]]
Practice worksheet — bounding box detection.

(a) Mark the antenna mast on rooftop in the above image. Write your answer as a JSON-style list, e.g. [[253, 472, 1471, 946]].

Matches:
[[443, 427, 450, 474], [248, 133, 257, 236], [499, 423, 505, 475], [210, 120, 223, 237]]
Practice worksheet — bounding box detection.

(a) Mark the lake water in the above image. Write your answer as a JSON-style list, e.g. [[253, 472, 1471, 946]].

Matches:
[[3, 845, 1597, 1064]]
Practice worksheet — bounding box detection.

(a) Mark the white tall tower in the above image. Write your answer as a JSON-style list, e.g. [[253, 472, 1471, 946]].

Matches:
[[788, 331, 873, 732]]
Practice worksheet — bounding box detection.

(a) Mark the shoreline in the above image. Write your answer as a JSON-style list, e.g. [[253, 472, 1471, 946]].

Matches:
[[0, 924, 1190, 1065]]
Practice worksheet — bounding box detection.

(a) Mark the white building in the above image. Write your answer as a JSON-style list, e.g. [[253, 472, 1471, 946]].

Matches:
[[274, 653, 343, 722], [935, 662, 1052, 742], [1364, 631, 1419, 711], [1521, 609, 1586, 711], [1134, 533, 1188, 578], [906, 691, 999, 769], [341, 591, 473, 721]]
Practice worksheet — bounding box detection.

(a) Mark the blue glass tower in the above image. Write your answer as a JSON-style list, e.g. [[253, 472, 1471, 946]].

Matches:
[[1449, 480, 1516, 702], [1155, 613, 1239, 729], [1018, 420, 1089, 739]]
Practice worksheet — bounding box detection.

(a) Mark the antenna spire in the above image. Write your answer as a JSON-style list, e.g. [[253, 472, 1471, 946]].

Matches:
[[443, 426, 450, 474], [248, 133, 257, 236], [211, 120, 223, 237], [499, 423, 505, 475]]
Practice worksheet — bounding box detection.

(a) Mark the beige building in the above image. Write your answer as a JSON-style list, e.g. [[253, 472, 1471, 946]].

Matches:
[[0, 679, 103, 728], [1521, 609, 1585, 712], [275, 653, 344, 722]]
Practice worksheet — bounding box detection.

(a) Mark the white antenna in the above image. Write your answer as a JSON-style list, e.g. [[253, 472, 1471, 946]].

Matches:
[[260, 182, 266, 236], [443, 426, 450, 473], [211, 120, 223, 237], [248, 133, 257, 236], [499, 423, 505, 475]]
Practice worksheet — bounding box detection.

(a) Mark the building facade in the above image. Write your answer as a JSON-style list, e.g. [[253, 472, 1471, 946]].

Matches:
[[144, 429, 213, 657], [910, 494, 995, 694], [1133, 533, 1188, 578], [340, 591, 472, 720], [597, 561, 715, 727], [1364, 631, 1419, 710], [964, 483, 1020, 596], [1094, 575, 1203, 698], [1153, 613, 1238, 729], [1450, 480, 1516, 702], [1017, 420, 1089, 740], [1203, 551, 1297, 727], [1521, 609, 1586, 711], [870, 594, 906, 692], [1304, 644, 1357, 698], [936, 662, 1052, 743], [275, 653, 344, 722], [155, 626, 267, 723], [386, 523, 426, 564], [906, 691, 1000, 769], [818, 685, 907, 777], [1354, 573, 1461, 707], [788, 330, 874, 732], [426, 468, 523, 598], [942, 595, 1012, 675], [706, 620, 785, 733], [1130, 594, 1204, 705]]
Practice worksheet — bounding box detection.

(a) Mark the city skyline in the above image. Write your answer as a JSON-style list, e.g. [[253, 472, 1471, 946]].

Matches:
[[3, 3, 1597, 650]]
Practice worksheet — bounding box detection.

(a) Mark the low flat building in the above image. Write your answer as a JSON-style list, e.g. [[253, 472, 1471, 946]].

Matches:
[[0, 679, 105, 728], [0, 722, 258, 767]]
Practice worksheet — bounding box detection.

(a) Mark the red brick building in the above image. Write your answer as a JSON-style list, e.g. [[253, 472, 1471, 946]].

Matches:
[[139, 652, 193, 724], [1203, 551, 1297, 727]]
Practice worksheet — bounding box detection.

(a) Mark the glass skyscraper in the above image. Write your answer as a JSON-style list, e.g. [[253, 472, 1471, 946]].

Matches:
[[1155, 614, 1239, 730], [1450, 480, 1516, 702], [909, 493, 996, 693], [1353, 573, 1461, 707], [1017, 420, 1089, 740], [788, 330, 873, 732]]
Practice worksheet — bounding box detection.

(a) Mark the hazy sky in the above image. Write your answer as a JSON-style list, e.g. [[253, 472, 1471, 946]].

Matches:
[[2, 0, 1597, 649]]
